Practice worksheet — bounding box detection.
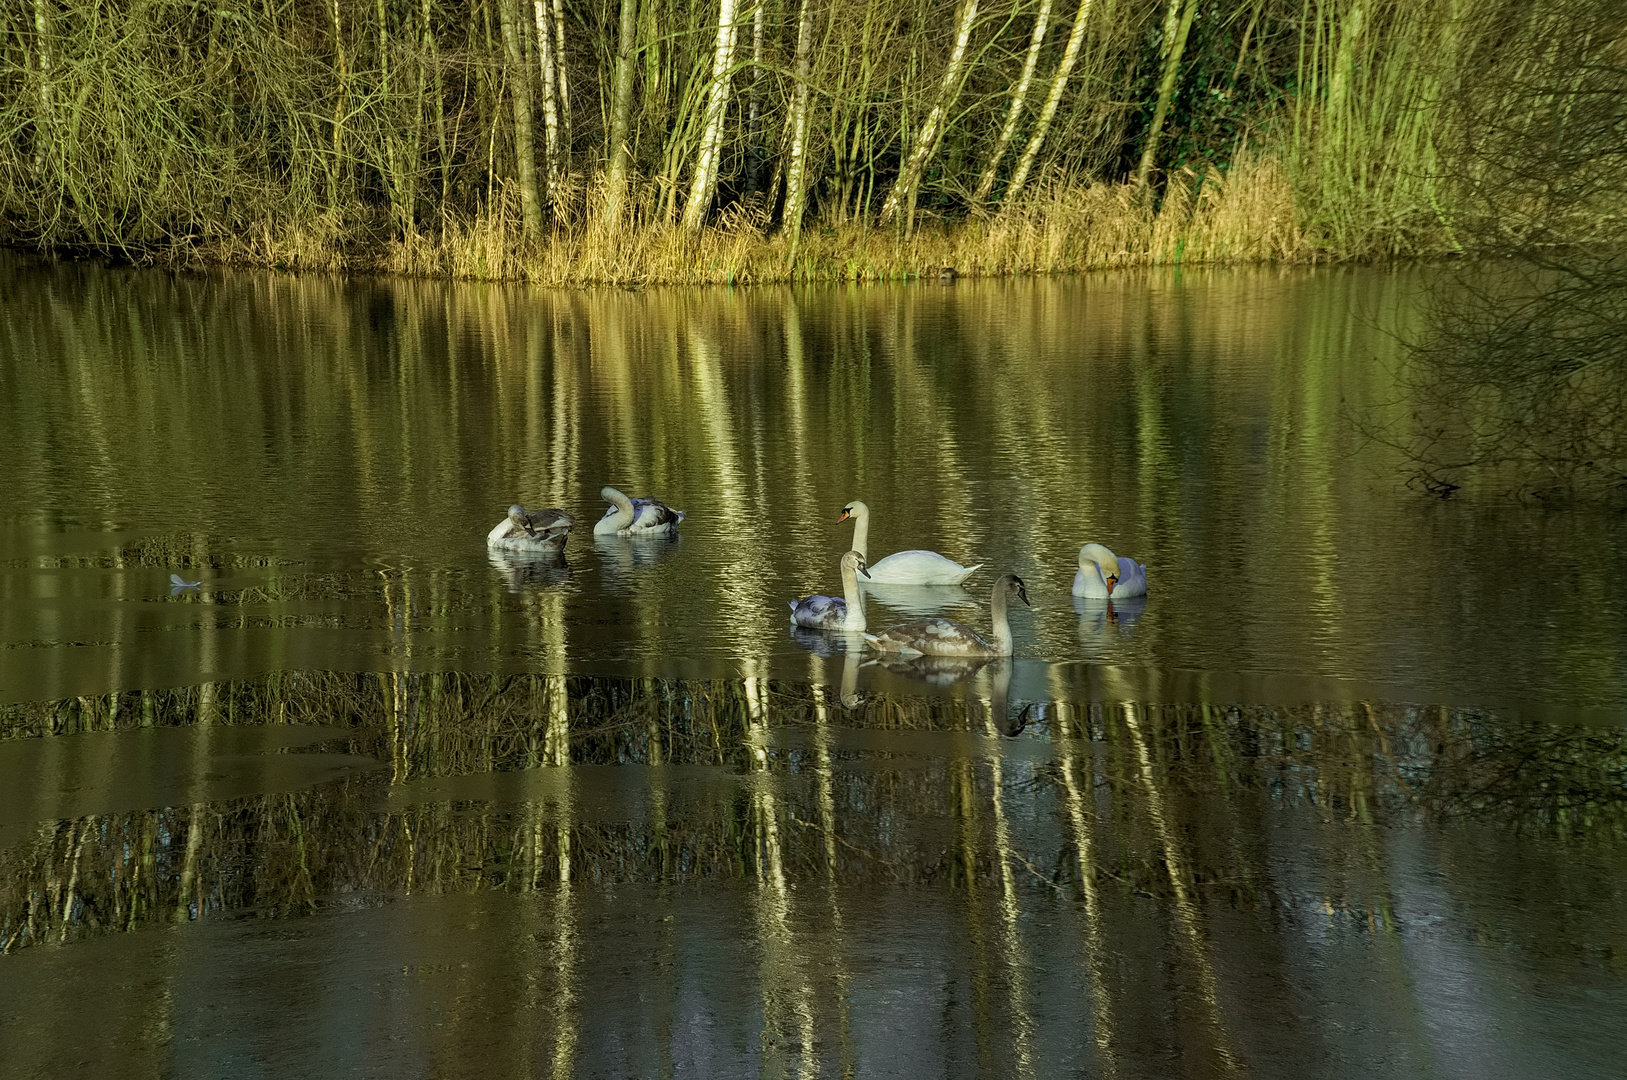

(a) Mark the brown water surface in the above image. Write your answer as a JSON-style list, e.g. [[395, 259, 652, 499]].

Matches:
[[2, 256, 1625, 1078]]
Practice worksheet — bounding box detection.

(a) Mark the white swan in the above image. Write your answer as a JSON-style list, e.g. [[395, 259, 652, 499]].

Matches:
[[488, 504, 575, 550], [1072, 543, 1147, 599], [594, 486, 684, 536], [837, 500, 981, 585], [865, 573, 1029, 657], [789, 550, 870, 632]]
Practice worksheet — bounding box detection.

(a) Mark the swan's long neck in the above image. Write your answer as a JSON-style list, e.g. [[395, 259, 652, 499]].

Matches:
[[1080, 556, 1106, 590], [839, 559, 866, 631], [848, 505, 870, 562], [598, 488, 635, 533], [840, 650, 861, 708], [1079, 544, 1117, 591], [989, 584, 1015, 655], [990, 660, 1011, 725]]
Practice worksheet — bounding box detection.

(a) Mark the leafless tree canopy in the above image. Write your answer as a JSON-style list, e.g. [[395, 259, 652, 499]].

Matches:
[[1396, 0, 1627, 500]]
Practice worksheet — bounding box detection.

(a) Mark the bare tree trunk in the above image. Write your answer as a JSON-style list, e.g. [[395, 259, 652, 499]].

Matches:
[[973, 0, 1054, 204], [422, 0, 450, 218], [533, 0, 563, 187], [327, 0, 351, 207], [825, 0, 884, 225], [745, 0, 767, 196], [498, 0, 545, 235], [1134, 0, 1197, 190], [477, 0, 499, 207], [377, 0, 410, 231], [552, 0, 571, 155], [879, 0, 980, 227], [780, 0, 819, 241], [639, 0, 664, 126], [681, 0, 741, 230], [601, 0, 642, 226], [1005, 0, 1097, 203], [29, 0, 55, 181]]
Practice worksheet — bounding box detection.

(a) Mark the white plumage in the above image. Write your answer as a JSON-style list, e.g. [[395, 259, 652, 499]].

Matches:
[[1071, 542, 1148, 599], [837, 500, 981, 585], [488, 504, 575, 551], [594, 486, 685, 537]]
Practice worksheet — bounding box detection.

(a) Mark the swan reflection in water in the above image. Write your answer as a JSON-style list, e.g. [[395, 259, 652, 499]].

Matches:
[[858, 580, 976, 617], [789, 625, 863, 657], [864, 655, 1030, 737], [168, 573, 204, 597], [1074, 594, 1147, 655], [593, 533, 683, 592], [488, 548, 573, 592], [789, 618, 1031, 729], [787, 625, 866, 707], [867, 652, 999, 688]]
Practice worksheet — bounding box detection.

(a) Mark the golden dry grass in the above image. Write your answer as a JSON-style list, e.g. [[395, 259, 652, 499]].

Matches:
[[186, 155, 1315, 286]]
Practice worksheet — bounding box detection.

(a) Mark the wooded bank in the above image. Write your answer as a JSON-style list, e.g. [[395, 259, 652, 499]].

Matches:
[[0, 0, 1616, 283]]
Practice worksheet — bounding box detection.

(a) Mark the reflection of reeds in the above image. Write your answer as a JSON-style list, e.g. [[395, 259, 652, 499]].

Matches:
[[1117, 697, 1242, 1074], [26, 263, 1621, 715], [4, 669, 1626, 955]]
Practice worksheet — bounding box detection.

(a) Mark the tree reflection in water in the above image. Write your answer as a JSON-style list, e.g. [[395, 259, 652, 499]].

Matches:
[[3, 671, 1626, 1074]]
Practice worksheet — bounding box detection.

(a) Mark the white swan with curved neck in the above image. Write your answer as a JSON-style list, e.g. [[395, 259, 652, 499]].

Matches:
[[865, 573, 1029, 657], [1072, 542, 1147, 599], [838, 500, 982, 585], [488, 504, 575, 550], [789, 550, 871, 631], [593, 486, 685, 536]]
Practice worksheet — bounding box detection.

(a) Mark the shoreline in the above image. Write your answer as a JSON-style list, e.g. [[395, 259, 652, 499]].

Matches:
[[3, 161, 1453, 288]]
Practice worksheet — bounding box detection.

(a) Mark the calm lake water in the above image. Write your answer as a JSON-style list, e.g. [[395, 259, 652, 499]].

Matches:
[[2, 255, 1625, 1078]]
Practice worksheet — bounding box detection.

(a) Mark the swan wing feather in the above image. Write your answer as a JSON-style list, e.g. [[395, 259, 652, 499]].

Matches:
[[869, 617, 993, 656], [789, 595, 845, 629], [865, 549, 981, 585], [1112, 557, 1148, 598], [492, 506, 573, 549], [628, 498, 685, 535]]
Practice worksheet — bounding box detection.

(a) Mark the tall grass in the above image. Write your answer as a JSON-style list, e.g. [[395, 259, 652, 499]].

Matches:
[[199, 156, 1303, 285]]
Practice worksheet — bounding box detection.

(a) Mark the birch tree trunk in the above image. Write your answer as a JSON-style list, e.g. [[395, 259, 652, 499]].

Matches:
[[1004, 0, 1096, 203], [972, 0, 1054, 204], [745, 0, 766, 195], [681, 0, 741, 231], [878, 0, 980, 227], [1133, 0, 1198, 189], [533, 0, 563, 187], [552, 0, 571, 155], [498, 0, 545, 236], [601, 0, 642, 226], [780, 0, 819, 241]]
